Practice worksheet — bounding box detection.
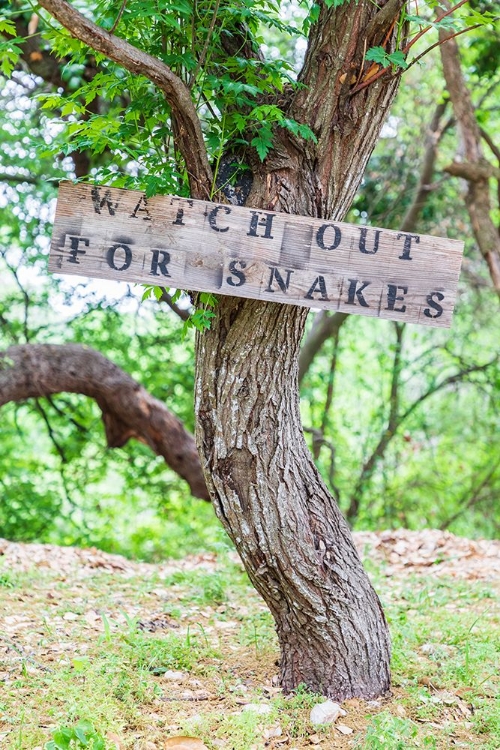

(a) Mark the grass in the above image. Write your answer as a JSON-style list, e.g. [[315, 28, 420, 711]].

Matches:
[[0, 551, 499, 749]]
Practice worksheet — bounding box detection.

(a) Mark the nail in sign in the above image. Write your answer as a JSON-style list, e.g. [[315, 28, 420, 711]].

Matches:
[[49, 182, 464, 328]]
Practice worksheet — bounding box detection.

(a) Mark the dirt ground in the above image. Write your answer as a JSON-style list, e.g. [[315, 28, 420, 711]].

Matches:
[[1, 529, 499, 750]]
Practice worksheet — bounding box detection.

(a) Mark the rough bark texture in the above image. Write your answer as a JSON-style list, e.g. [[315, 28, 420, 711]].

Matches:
[[0, 344, 209, 501], [195, 0, 408, 698], [196, 301, 390, 698]]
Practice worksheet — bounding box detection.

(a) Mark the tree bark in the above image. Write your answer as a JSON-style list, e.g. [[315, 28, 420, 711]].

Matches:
[[195, 0, 409, 699], [196, 298, 390, 698], [0, 344, 209, 501]]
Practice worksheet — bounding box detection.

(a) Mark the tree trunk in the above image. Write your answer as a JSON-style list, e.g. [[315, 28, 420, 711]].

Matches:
[[194, 12, 408, 687], [196, 297, 390, 698]]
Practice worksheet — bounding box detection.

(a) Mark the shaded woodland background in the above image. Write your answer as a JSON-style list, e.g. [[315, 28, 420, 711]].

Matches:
[[0, 1, 499, 561]]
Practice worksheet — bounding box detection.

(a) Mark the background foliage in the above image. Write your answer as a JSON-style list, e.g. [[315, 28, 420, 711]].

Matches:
[[0, 0, 499, 559]]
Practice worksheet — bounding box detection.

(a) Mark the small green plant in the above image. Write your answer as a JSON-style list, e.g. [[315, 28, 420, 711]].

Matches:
[[0, 569, 17, 588], [122, 629, 218, 674], [365, 47, 409, 71], [142, 286, 217, 335], [356, 712, 433, 749], [45, 720, 106, 750]]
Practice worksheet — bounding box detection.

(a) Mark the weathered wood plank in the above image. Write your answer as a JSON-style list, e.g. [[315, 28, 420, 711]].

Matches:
[[48, 182, 465, 328]]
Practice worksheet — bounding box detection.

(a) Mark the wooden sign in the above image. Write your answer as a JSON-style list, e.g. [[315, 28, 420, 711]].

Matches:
[[49, 182, 464, 328]]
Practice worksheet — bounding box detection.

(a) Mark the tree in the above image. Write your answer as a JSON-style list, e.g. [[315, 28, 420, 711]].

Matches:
[[3, 0, 493, 699], [0, 344, 209, 500]]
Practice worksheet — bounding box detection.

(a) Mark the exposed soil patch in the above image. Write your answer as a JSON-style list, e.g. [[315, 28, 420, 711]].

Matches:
[[0, 530, 499, 749]]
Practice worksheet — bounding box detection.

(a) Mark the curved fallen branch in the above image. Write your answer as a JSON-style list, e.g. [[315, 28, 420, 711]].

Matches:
[[0, 344, 209, 501]]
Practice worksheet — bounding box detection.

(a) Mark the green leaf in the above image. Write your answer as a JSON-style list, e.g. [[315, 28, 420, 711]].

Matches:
[[365, 46, 390, 66], [366, 46, 407, 70], [153, 286, 164, 301], [49, 728, 73, 750], [386, 50, 408, 70], [199, 292, 218, 307], [0, 19, 16, 35], [251, 124, 274, 161]]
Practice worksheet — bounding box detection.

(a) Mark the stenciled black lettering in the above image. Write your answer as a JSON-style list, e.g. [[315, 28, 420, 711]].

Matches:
[[65, 235, 89, 264], [247, 211, 274, 239], [91, 187, 119, 215], [130, 196, 152, 221], [346, 279, 370, 307], [305, 276, 329, 300], [226, 260, 247, 287], [397, 232, 420, 261], [424, 291, 445, 319], [170, 197, 194, 226], [386, 284, 408, 313], [316, 223, 342, 251], [208, 205, 231, 232], [150, 249, 171, 277], [359, 227, 381, 255], [265, 267, 294, 294], [107, 243, 132, 271]]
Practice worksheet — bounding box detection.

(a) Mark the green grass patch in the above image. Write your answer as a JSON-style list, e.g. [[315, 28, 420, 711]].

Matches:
[[0, 548, 498, 749]]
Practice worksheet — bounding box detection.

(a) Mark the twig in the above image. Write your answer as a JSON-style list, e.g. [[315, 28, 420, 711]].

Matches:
[[351, 23, 482, 96], [403, 24, 483, 74], [0, 172, 39, 185], [0, 636, 53, 673], [402, 0, 469, 54], [159, 290, 192, 321], [188, 0, 221, 87], [109, 0, 127, 34]]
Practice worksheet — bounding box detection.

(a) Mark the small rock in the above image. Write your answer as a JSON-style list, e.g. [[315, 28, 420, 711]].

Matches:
[[309, 734, 321, 745], [163, 670, 186, 681], [63, 611, 79, 621], [310, 700, 345, 726], [336, 724, 353, 735], [263, 725, 282, 740], [242, 703, 272, 715], [163, 738, 209, 749]]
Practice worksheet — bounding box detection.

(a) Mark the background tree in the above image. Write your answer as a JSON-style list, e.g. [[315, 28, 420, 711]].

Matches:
[[1, 0, 498, 700]]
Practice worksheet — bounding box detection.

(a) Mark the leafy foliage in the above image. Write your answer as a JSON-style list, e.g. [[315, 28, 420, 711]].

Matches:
[[0, 0, 498, 556], [46, 721, 106, 750], [365, 47, 408, 71]]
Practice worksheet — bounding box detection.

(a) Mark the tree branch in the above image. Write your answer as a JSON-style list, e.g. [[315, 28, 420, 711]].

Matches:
[[346, 322, 405, 522], [439, 5, 500, 300], [444, 159, 500, 182], [440, 456, 500, 531], [346, 353, 498, 523], [0, 344, 209, 501], [36, 0, 213, 198], [298, 312, 348, 383], [400, 98, 451, 233], [0, 172, 40, 186], [159, 290, 192, 321]]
